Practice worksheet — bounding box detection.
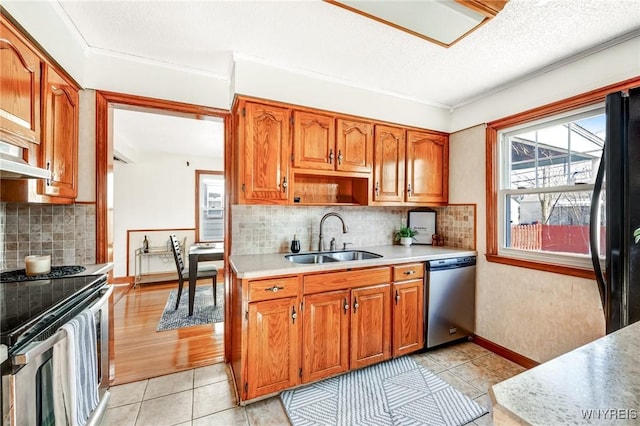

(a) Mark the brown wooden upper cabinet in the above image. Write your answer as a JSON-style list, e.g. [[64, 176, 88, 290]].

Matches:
[[39, 65, 79, 199], [0, 16, 79, 204], [373, 125, 406, 203], [406, 130, 449, 204], [373, 125, 449, 204], [0, 15, 43, 147], [237, 100, 291, 204], [293, 112, 372, 174]]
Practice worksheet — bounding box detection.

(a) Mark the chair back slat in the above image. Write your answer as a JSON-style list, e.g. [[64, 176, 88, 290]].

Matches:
[[169, 234, 185, 279]]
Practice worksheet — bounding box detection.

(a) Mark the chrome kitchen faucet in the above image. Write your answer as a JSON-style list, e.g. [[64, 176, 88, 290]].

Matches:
[[319, 212, 349, 251]]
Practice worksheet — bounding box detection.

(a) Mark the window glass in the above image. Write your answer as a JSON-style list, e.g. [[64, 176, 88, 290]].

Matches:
[[499, 107, 605, 262]]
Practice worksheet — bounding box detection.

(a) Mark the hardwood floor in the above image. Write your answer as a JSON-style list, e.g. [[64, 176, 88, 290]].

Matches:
[[112, 279, 224, 385]]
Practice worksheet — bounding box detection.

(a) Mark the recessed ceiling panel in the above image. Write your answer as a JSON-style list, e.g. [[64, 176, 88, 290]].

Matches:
[[328, 0, 491, 46]]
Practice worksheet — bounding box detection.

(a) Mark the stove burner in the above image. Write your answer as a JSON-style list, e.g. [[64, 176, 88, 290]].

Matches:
[[0, 265, 86, 282]]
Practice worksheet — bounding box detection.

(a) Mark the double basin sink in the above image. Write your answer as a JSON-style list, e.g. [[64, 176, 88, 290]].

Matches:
[[285, 250, 382, 264]]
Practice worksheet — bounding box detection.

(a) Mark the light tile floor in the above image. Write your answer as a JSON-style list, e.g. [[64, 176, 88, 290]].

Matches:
[[105, 341, 526, 426]]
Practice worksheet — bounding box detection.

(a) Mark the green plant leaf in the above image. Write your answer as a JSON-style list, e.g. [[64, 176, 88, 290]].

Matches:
[[634, 227, 640, 244]]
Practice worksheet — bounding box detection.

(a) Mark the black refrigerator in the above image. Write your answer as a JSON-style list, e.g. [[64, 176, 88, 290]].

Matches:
[[590, 86, 640, 334]]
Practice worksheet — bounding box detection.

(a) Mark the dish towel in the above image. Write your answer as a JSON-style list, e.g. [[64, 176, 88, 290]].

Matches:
[[53, 309, 100, 426]]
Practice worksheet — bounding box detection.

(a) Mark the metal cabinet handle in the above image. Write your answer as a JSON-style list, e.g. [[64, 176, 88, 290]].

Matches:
[[46, 162, 52, 186], [337, 150, 343, 165], [329, 149, 334, 164], [375, 181, 380, 197], [343, 298, 349, 314], [353, 297, 359, 313], [395, 290, 400, 305], [265, 286, 284, 293], [282, 177, 287, 192], [291, 306, 297, 324], [407, 184, 412, 195], [403, 270, 416, 275]]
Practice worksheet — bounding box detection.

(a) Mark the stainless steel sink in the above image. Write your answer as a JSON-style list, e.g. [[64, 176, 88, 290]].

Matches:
[[285, 253, 339, 264], [326, 250, 383, 261], [285, 250, 382, 264]]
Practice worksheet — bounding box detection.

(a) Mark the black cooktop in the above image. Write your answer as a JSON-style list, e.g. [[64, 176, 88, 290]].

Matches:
[[0, 274, 107, 348], [0, 265, 86, 282]]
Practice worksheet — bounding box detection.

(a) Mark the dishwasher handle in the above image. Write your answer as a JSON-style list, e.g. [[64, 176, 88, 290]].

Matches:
[[428, 256, 476, 271]]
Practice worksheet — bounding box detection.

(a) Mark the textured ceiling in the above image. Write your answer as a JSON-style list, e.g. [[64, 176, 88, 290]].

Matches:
[[58, 0, 640, 109], [113, 108, 224, 163]]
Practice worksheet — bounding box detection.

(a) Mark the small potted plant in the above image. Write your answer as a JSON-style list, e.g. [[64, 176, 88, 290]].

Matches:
[[395, 225, 418, 247]]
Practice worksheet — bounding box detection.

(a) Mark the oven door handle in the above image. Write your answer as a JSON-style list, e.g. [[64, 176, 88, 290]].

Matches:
[[12, 286, 113, 367]]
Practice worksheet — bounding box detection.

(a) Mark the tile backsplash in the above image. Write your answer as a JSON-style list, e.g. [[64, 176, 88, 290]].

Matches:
[[0, 203, 96, 270], [231, 204, 475, 255]]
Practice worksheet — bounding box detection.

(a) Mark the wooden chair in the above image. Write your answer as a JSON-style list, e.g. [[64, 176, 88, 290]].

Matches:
[[169, 234, 217, 311]]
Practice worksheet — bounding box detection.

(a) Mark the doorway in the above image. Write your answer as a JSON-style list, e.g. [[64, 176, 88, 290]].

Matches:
[[95, 92, 231, 383]]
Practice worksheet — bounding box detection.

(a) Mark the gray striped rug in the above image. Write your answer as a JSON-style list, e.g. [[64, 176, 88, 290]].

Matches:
[[281, 356, 487, 426], [156, 286, 223, 331]]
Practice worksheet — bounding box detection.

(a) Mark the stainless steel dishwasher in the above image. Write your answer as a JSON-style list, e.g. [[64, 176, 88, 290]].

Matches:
[[425, 256, 476, 348]]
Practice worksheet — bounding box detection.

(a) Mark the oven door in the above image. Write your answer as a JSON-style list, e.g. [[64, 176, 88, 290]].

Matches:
[[9, 286, 112, 426]]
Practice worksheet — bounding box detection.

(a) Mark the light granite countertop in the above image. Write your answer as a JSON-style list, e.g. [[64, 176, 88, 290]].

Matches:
[[491, 321, 640, 425], [229, 245, 476, 279]]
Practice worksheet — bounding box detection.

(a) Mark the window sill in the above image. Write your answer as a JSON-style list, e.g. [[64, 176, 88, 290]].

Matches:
[[485, 254, 595, 279]]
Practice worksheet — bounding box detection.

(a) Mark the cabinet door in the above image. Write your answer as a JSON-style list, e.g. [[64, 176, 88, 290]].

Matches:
[[336, 119, 372, 173], [373, 125, 405, 202], [293, 111, 335, 171], [351, 284, 391, 369], [0, 17, 42, 146], [247, 297, 299, 399], [40, 66, 78, 199], [241, 101, 290, 203], [302, 290, 350, 383], [392, 280, 424, 357], [406, 130, 449, 203]]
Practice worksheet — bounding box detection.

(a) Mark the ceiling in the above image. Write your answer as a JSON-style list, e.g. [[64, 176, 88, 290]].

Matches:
[[58, 0, 640, 110], [53, 0, 638, 160], [113, 108, 224, 163]]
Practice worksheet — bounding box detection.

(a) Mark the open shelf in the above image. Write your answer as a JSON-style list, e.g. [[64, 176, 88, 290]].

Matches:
[[293, 174, 369, 205]]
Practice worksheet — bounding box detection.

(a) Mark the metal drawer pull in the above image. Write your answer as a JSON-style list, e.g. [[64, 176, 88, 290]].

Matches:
[[265, 286, 284, 292], [403, 270, 416, 275]]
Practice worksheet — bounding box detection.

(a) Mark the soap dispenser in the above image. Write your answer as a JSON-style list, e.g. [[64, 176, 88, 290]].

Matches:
[[290, 235, 301, 253]]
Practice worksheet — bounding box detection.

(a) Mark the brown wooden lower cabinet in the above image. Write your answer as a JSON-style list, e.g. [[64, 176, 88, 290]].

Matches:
[[350, 284, 391, 369], [392, 262, 425, 356], [302, 290, 350, 383], [246, 297, 299, 400], [233, 262, 425, 403]]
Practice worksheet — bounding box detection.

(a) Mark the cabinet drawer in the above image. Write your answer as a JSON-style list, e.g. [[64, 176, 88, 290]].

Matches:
[[393, 263, 424, 281], [249, 276, 299, 302], [304, 267, 391, 294]]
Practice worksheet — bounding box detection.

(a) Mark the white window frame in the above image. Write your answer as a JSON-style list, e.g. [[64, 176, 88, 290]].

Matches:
[[496, 103, 605, 269]]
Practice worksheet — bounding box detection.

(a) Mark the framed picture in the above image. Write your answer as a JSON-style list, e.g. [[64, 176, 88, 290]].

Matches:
[[408, 209, 436, 245]]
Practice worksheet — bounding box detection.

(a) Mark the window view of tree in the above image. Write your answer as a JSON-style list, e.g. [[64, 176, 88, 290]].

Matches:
[[500, 110, 605, 255]]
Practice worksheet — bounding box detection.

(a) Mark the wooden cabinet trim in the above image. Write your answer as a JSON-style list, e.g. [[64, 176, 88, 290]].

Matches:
[[248, 276, 299, 302], [303, 266, 391, 294], [393, 263, 425, 281]]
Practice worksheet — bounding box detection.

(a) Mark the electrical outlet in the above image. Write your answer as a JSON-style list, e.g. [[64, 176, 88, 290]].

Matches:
[[401, 217, 407, 227]]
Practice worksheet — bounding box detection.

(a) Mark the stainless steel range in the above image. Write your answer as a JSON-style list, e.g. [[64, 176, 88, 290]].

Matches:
[[1, 273, 112, 425]]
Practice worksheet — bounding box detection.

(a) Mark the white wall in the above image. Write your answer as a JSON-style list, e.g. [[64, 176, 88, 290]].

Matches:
[[450, 36, 640, 132], [449, 125, 605, 363], [234, 57, 451, 132], [76, 90, 96, 202], [112, 154, 223, 277]]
